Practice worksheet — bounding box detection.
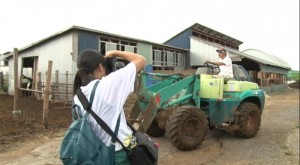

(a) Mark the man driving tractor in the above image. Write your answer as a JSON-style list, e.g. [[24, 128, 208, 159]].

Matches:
[[205, 48, 233, 78]]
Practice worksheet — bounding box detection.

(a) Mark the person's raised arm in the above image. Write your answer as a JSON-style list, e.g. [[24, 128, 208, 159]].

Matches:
[[105, 50, 146, 72], [205, 60, 225, 66]]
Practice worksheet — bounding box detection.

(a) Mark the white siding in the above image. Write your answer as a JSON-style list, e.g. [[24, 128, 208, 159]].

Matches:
[[8, 59, 14, 94], [190, 37, 220, 66], [190, 37, 242, 66], [8, 33, 75, 95]]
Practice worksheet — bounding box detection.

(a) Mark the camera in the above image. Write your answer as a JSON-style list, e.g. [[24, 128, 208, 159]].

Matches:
[[105, 57, 129, 75]]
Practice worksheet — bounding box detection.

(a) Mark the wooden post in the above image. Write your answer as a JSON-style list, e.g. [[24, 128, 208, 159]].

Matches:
[[13, 48, 21, 119], [37, 72, 42, 99], [43, 60, 53, 129], [0, 72, 3, 92], [65, 71, 68, 101], [53, 70, 59, 100]]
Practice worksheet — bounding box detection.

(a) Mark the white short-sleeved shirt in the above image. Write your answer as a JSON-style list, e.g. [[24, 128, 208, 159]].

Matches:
[[218, 56, 234, 78], [73, 62, 136, 151]]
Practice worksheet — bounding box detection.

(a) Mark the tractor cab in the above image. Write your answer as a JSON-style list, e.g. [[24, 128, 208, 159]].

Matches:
[[196, 63, 250, 82], [196, 63, 259, 99]]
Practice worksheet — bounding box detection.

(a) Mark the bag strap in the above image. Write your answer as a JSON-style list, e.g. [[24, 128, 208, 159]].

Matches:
[[76, 81, 128, 151], [90, 81, 121, 138], [88, 80, 120, 138], [127, 122, 137, 133]]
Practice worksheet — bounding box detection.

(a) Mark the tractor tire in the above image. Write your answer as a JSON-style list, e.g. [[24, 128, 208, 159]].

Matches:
[[146, 119, 165, 137], [233, 102, 262, 138], [165, 105, 208, 151]]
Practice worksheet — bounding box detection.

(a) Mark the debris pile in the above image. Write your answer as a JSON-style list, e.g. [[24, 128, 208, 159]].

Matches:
[[288, 80, 300, 89]]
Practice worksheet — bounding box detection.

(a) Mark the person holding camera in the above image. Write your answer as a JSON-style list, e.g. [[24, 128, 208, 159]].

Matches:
[[73, 49, 146, 164], [205, 48, 234, 78]]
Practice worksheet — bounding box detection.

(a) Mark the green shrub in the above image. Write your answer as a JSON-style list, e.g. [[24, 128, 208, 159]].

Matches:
[[288, 70, 300, 81]]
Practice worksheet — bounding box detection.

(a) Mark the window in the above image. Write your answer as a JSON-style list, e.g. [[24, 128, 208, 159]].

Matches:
[[125, 45, 135, 52], [192, 30, 240, 50], [177, 53, 184, 66], [153, 50, 162, 66], [152, 47, 185, 70], [99, 37, 137, 54], [166, 51, 174, 66], [106, 42, 117, 51]]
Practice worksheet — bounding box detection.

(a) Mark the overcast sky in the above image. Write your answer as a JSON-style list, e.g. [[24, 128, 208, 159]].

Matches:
[[0, 0, 299, 70]]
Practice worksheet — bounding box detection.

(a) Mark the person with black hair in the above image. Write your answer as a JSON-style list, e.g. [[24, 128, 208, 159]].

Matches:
[[205, 48, 233, 78], [73, 49, 146, 164]]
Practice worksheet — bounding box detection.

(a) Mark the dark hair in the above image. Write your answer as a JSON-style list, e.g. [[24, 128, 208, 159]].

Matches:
[[73, 49, 105, 95]]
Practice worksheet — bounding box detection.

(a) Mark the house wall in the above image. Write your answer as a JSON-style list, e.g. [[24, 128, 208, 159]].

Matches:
[[260, 65, 289, 74], [189, 37, 243, 66], [0, 54, 9, 75], [8, 33, 75, 95], [164, 29, 192, 68], [78, 31, 99, 54], [190, 37, 229, 66], [164, 29, 192, 49], [137, 42, 152, 65], [164, 29, 290, 94]]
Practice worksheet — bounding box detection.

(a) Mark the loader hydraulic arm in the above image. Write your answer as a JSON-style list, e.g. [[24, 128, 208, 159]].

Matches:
[[130, 71, 197, 132]]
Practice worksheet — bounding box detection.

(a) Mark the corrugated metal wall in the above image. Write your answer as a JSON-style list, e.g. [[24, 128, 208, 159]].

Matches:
[[78, 31, 99, 53], [164, 29, 192, 49], [190, 37, 220, 66]]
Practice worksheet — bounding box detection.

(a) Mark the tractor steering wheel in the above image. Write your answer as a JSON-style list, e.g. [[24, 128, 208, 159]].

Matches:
[[204, 62, 219, 70], [204, 62, 220, 74]]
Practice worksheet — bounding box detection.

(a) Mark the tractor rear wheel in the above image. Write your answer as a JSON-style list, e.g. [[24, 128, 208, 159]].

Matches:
[[166, 105, 208, 151], [233, 102, 261, 138]]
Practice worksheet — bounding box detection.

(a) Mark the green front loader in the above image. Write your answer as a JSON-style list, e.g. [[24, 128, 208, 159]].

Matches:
[[128, 64, 265, 151]]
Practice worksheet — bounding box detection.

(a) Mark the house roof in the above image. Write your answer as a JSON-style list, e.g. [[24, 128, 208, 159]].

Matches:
[[3, 25, 187, 59], [2, 24, 290, 71], [164, 23, 243, 45], [241, 49, 291, 69]]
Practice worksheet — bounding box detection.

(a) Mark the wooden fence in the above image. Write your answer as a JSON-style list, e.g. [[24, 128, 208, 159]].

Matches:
[[11, 49, 74, 128], [35, 70, 74, 103], [18, 71, 74, 103]]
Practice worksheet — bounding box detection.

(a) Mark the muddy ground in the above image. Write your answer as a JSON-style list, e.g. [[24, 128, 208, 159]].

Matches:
[[0, 86, 299, 165]]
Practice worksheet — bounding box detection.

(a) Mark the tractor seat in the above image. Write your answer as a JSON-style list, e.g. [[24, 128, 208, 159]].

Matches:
[[224, 77, 236, 84], [224, 64, 240, 84], [232, 64, 250, 81], [223, 64, 239, 83]]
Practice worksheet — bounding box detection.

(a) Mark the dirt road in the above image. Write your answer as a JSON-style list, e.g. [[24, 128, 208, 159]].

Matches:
[[0, 88, 299, 165]]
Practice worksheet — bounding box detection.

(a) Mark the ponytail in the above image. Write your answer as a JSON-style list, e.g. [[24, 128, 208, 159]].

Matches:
[[73, 68, 88, 95], [73, 49, 105, 95]]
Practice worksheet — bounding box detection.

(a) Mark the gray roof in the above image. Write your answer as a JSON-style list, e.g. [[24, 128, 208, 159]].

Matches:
[[242, 49, 291, 69], [3, 25, 188, 58], [165, 23, 243, 45]]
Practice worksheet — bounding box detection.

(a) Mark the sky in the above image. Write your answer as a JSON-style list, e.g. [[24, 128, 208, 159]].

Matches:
[[0, 0, 299, 70]]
